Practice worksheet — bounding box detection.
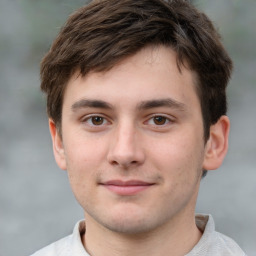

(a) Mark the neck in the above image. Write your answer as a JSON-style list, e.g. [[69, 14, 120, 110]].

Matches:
[[82, 210, 202, 256]]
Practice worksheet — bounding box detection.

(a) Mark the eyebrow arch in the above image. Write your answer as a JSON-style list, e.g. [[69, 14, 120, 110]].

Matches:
[[71, 99, 113, 111], [137, 98, 187, 111]]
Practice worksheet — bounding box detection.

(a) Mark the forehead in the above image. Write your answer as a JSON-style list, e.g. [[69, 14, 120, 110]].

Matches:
[[63, 45, 199, 110]]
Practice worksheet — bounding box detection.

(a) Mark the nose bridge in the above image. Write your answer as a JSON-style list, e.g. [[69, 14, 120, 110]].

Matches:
[[107, 119, 144, 167]]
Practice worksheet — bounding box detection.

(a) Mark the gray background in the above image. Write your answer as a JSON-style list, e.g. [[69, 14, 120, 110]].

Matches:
[[0, 0, 255, 255]]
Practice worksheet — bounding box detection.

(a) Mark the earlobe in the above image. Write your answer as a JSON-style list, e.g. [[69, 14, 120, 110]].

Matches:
[[203, 115, 230, 170], [49, 119, 67, 170]]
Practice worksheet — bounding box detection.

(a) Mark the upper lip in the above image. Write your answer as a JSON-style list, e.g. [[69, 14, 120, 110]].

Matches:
[[101, 180, 155, 186]]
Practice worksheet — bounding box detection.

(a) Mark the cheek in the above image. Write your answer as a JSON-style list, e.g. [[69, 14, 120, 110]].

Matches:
[[152, 134, 202, 166], [63, 136, 107, 194], [150, 134, 203, 210], [148, 130, 204, 185], [64, 131, 107, 168], [65, 150, 99, 208]]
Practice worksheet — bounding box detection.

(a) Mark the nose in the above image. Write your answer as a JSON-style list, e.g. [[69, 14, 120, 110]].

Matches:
[[107, 123, 145, 168]]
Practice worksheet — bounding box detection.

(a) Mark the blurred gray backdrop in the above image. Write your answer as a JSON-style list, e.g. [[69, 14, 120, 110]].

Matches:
[[0, 0, 255, 255]]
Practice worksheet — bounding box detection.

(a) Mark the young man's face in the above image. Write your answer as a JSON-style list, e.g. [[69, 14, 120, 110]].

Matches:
[[50, 46, 221, 234]]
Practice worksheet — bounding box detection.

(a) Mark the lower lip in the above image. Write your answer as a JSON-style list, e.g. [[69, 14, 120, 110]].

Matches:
[[103, 185, 152, 196]]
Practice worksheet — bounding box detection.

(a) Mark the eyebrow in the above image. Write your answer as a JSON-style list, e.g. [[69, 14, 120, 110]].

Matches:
[[71, 98, 187, 112], [137, 98, 187, 111], [71, 99, 113, 111]]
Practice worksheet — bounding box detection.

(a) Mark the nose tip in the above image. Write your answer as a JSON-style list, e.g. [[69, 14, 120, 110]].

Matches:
[[107, 128, 145, 168], [108, 153, 142, 168]]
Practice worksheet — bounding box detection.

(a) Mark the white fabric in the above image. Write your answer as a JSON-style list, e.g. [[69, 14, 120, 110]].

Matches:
[[186, 215, 246, 255], [31, 214, 246, 256]]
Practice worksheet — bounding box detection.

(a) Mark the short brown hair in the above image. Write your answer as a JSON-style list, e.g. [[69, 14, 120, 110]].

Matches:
[[40, 0, 233, 140]]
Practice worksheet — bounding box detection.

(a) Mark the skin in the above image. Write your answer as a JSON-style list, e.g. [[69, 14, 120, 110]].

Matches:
[[49, 45, 230, 256]]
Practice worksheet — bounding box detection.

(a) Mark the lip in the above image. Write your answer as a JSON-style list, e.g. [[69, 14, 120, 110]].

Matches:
[[100, 180, 155, 196]]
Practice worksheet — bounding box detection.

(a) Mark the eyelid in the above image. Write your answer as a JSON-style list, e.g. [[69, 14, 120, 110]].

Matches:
[[148, 113, 175, 120], [145, 114, 175, 126], [81, 114, 111, 126]]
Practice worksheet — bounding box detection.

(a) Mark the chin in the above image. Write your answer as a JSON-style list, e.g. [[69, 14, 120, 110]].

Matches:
[[104, 218, 154, 234], [97, 208, 162, 235]]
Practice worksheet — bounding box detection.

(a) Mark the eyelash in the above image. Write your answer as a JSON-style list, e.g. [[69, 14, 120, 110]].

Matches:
[[81, 114, 174, 129], [146, 115, 173, 127], [82, 115, 110, 127]]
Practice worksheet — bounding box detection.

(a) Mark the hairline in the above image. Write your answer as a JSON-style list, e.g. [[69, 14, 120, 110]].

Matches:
[[55, 44, 209, 141]]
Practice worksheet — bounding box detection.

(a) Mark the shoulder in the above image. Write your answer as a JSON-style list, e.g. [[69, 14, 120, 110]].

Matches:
[[30, 220, 87, 256], [188, 214, 247, 256], [211, 231, 246, 255], [30, 235, 73, 256]]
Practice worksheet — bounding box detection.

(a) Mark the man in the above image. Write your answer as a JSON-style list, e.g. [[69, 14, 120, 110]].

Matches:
[[32, 0, 246, 255]]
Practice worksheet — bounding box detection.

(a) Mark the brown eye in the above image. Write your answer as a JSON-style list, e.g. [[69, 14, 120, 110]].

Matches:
[[153, 116, 167, 125], [91, 116, 104, 125]]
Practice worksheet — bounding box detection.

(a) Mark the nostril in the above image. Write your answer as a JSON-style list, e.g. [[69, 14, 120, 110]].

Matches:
[[110, 160, 119, 166], [108, 158, 140, 168]]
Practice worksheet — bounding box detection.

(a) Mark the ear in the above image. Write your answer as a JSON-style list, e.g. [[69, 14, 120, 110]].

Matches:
[[203, 115, 230, 170], [49, 119, 67, 170]]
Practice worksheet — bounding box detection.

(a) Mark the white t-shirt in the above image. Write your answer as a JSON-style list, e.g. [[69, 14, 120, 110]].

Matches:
[[31, 215, 246, 256]]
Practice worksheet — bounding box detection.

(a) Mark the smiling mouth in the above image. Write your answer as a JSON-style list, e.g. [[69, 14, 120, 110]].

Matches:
[[100, 180, 155, 196]]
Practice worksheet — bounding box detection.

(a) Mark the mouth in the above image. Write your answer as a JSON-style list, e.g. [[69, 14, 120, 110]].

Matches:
[[99, 180, 155, 196]]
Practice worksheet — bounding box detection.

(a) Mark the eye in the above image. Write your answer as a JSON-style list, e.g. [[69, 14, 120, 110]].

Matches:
[[90, 116, 105, 125], [152, 116, 168, 125], [146, 115, 173, 127], [83, 115, 108, 126]]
